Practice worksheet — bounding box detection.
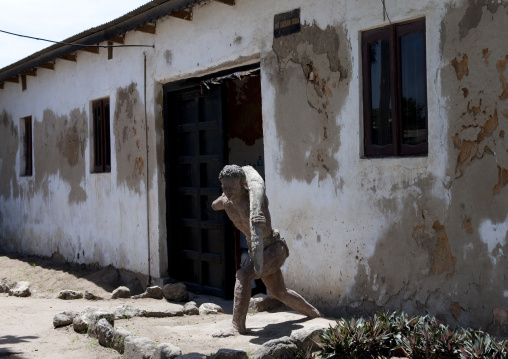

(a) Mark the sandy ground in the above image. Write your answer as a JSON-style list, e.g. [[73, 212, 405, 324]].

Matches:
[[0, 253, 335, 358]]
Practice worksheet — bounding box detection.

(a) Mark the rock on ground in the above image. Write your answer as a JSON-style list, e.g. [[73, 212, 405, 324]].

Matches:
[[8, 281, 31, 297], [144, 307, 184, 318], [132, 286, 163, 299], [163, 283, 188, 302], [53, 310, 79, 328], [115, 305, 146, 319], [57, 289, 83, 300], [249, 326, 327, 359], [124, 336, 156, 359], [73, 306, 101, 333], [290, 325, 327, 351], [96, 318, 115, 347], [183, 301, 199, 315], [84, 290, 102, 300], [248, 294, 281, 313], [175, 354, 207, 359], [199, 303, 224, 315], [0, 278, 11, 293], [111, 286, 131, 299], [212, 349, 248, 359], [152, 343, 182, 359], [250, 336, 297, 359], [111, 327, 132, 354], [88, 310, 115, 339]]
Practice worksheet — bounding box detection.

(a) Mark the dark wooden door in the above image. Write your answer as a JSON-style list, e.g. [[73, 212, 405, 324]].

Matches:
[[164, 83, 233, 298]]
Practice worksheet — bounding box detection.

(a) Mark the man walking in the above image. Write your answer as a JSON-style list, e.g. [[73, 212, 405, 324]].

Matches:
[[212, 165, 321, 337]]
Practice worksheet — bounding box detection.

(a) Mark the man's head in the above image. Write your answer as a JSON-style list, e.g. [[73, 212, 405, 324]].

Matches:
[[219, 165, 247, 199], [219, 165, 245, 181]]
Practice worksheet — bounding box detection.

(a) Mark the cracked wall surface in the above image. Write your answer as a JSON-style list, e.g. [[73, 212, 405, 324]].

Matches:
[[337, 0, 508, 335], [440, 0, 508, 335], [269, 23, 351, 184], [260, 0, 508, 336]]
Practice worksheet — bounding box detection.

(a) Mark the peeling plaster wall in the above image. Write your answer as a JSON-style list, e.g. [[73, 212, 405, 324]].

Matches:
[[0, 110, 19, 250], [114, 83, 147, 193], [270, 24, 348, 183], [1, 0, 508, 335], [0, 39, 153, 277], [439, 0, 508, 335], [261, 0, 508, 335]]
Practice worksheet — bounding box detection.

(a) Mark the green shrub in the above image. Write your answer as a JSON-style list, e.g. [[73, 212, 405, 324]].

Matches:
[[286, 312, 508, 359]]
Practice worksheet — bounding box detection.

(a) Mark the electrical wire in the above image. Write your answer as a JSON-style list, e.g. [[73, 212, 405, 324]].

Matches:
[[0, 29, 154, 48], [380, 0, 392, 24]]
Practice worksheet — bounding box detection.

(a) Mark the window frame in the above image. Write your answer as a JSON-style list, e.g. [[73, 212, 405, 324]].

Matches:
[[92, 98, 111, 173], [362, 18, 428, 157], [21, 116, 33, 177]]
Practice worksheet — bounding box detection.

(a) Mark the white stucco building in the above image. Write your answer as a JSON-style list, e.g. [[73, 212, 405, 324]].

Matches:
[[1, 0, 508, 335]]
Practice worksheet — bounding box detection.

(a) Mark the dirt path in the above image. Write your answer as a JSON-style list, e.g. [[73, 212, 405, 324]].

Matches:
[[0, 254, 335, 358]]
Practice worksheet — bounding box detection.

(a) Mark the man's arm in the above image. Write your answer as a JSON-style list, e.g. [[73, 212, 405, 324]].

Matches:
[[243, 166, 266, 275], [212, 194, 226, 211]]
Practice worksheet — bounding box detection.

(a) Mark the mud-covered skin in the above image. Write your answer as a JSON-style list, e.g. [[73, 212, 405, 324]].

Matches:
[[212, 165, 321, 336]]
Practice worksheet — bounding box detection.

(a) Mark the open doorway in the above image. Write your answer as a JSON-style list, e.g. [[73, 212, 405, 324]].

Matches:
[[163, 63, 265, 298], [224, 73, 267, 296]]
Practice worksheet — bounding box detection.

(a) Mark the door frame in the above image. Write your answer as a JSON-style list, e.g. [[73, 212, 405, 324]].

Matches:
[[163, 63, 260, 298]]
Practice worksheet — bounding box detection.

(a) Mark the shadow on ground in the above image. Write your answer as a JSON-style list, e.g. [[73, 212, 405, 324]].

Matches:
[[248, 318, 306, 344], [0, 335, 38, 358], [0, 251, 146, 295]]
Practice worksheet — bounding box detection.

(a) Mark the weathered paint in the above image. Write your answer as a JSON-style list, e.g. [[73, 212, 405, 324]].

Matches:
[[0, 110, 19, 201], [0, 0, 507, 336], [34, 109, 88, 204], [263, 0, 508, 335], [0, 45, 152, 276], [269, 23, 350, 184], [114, 82, 147, 193]]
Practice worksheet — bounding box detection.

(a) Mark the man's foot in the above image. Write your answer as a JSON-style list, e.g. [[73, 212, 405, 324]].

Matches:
[[309, 308, 323, 318], [212, 325, 245, 337]]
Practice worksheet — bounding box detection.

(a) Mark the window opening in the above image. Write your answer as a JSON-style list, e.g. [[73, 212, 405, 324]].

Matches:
[[93, 98, 111, 173], [21, 116, 32, 176], [362, 19, 427, 157]]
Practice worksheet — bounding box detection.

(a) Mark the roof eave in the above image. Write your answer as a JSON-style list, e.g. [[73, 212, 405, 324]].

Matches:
[[0, 0, 200, 83]]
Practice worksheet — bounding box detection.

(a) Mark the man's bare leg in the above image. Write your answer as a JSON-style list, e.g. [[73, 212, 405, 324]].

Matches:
[[213, 242, 320, 337], [259, 242, 321, 317], [262, 269, 322, 318], [212, 268, 252, 337]]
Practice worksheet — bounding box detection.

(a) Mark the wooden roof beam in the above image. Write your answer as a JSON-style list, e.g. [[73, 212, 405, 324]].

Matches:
[[5, 76, 19, 83], [22, 69, 37, 77], [39, 62, 55, 70], [170, 8, 192, 21], [60, 54, 77, 62], [135, 23, 156, 34], [82, 46, 100, 54], [110, 35, 125, 44], [214, 0, 235, 6]]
